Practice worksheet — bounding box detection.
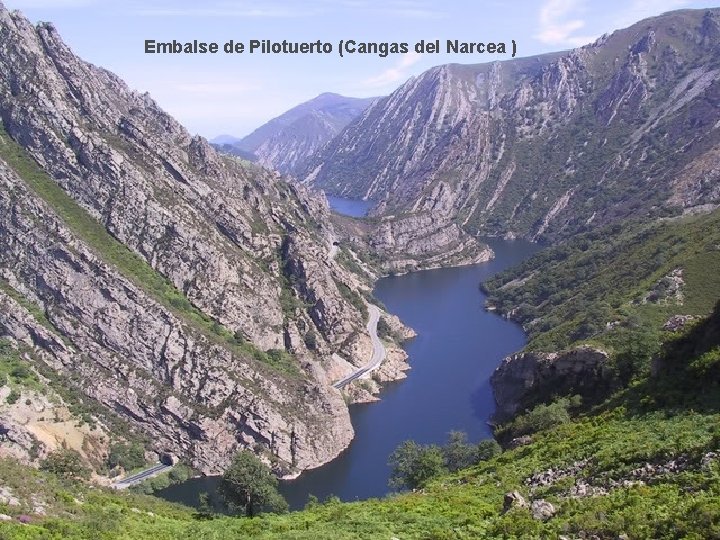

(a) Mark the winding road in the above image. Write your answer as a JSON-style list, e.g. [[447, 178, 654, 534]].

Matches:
[[333, 304, 386, 389]]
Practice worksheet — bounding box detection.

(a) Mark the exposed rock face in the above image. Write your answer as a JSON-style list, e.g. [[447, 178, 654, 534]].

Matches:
[[232, 93, 376, 176], [0, 413, 46, 464], [491, 347, 609, 420], [0, 4, 401, 474], [0, 163, 354, 473], [641, 268, 685, 305], [663, 314, 696, 332], [305, 9, 720, 243], [503, 491, 528, 512], [530, 499, 557, 521], [369, 214, 493, 274]]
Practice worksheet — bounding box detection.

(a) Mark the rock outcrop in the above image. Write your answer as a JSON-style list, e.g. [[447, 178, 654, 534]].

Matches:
[[491, 347, 609, 420]]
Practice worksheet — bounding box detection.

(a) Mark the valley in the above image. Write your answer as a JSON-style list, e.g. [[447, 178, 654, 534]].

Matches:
[[0, 3, 719, 539]]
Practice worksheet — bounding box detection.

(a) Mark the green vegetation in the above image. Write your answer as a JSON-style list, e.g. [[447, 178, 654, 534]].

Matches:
[[131, 465, 194, 496], [484, 210, 720, 354], [0, 205, 714, 538], [0, 301, 717, 537], [334, 278, 369, 322], [388, 441, 446, 491], [496, 396, 581, 442], [40, 449, 91, 481], [388, 432, 503, 490], [218, 451, 288, 517], [0, 339, 43, 394], [1, 332, 717, 538], [107, 443, 147, 472], [0, 125, 298, 377]]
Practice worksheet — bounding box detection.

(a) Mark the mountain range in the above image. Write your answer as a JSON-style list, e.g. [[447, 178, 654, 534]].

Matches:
[[217, 93, 376, 177], [0, 3, 411, 476], [303, 8, 720, 242]]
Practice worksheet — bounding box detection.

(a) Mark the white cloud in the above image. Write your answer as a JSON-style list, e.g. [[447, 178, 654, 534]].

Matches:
[[534, 0, 597, 47], [362, 52, 423, 89]]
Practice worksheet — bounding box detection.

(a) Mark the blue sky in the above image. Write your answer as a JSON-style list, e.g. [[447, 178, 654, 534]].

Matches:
[[5, 0, 716, 138]]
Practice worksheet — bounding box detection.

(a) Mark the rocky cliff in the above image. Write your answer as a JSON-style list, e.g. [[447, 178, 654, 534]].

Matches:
[[231, 93, 376, 176], [305, 9, 720, 243], [0, 3, 407, 474], [491, 347, 610, 421]]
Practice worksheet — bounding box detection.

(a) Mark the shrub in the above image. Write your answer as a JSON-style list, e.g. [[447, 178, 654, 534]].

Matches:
[[40, 449, 91, 480], [6, 389, 20, 405], [107, 442, 146, 471]]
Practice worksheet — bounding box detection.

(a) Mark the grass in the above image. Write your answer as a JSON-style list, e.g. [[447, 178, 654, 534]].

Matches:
[[0, 339, 45, 395], [0, 125, 299, 377]]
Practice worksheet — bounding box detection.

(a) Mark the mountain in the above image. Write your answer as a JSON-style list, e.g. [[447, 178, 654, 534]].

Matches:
[[233, 92, 376, 176], [209, 134, 242, 145], [304, 9, 720, 243], [0, 3, 412, 476], [209, 142, 258, 162]]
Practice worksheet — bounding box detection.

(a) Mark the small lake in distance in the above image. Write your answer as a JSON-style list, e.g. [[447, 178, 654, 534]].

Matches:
[[325, 195, 373, 218]]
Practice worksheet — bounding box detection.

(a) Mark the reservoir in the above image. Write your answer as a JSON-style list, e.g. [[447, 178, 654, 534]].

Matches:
[[325, 195, 373, 218], [157, 201, 540, 510]]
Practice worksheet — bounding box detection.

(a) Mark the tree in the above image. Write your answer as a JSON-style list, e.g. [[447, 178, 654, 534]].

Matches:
[[196, 492, 214, 520], [388, 441, 446, 491], [442, 431, 478, 472], [218, 450, 288, 517], [107, 442, 146, 471], [476, 439, 502, 461], [40, 448, 91, 480]]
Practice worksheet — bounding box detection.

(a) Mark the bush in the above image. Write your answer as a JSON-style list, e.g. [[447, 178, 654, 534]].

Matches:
[[6, 389, 20, 405], [107, 442, 146, 471], [500, 397, 573, 440], [476, 439, 502, 461], [40, 449, 91, 480], [442, 431, 478, 473]]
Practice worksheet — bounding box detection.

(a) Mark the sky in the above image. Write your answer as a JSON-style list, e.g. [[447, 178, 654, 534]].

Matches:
[[4, 0, 716, 139]]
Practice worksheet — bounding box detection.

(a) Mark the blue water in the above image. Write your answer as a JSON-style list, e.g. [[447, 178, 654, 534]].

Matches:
[[326, 195, 373, 217], [157, 238, 540, 511]]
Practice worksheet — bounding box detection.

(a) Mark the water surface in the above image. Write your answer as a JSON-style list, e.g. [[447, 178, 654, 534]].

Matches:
[[158, 238, 540, 510], [326, 195, 373, 217]]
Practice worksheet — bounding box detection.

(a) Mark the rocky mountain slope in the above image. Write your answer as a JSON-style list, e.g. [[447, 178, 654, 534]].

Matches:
[[304, 8, 720, 243], [1, 298, 717, 538], [0, 3, 409, 475], [230, 93, 376, 176]]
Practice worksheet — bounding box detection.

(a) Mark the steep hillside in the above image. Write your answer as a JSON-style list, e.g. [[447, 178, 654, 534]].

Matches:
[[0, 301, 717, 538], [485, 209, 720, 351], [305, 9, 720, 243], [484, 207, 720, 420], [0, 3, 411, 476], [231, 93, 376, 176]]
